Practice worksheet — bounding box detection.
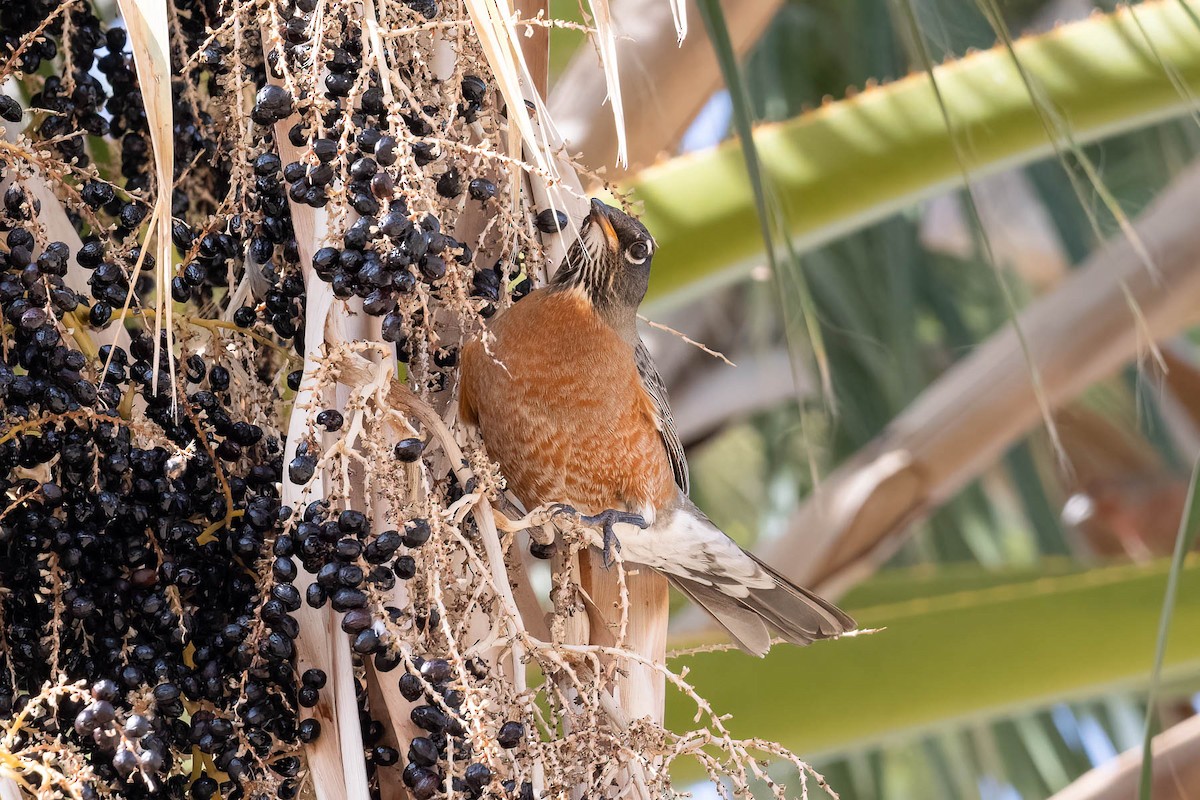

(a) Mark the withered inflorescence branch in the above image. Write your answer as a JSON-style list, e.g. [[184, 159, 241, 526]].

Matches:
[[0, 0, 831, 798]]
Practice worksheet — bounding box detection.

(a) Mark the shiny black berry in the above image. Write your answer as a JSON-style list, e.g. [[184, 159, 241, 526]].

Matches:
[[252, 85, 294, 124], [497, 720, 524, 748], [393, 438, 425, 462], [535, 209, 568, 233]]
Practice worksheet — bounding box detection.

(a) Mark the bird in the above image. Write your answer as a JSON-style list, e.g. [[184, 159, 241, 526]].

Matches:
[[458, 198, 855, 656]]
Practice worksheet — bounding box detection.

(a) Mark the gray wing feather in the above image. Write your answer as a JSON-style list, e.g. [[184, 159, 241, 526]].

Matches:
[[670, 577, 772, 656], [668, 564, 854, 656], [634, 340, 689, 494], [620, 499, 855, 656]]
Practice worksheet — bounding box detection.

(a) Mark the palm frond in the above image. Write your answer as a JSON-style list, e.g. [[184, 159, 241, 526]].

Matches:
[[695, 0, 833, 404], [1138, 457, 1200, 798]]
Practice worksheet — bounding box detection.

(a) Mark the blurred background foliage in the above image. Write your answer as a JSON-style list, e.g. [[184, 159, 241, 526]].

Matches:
[[545, 0, 1200, 797]]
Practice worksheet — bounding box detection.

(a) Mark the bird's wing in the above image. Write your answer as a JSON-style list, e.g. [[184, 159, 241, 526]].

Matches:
[[616, 497, 855, 655], [634, 340, 689, 494]]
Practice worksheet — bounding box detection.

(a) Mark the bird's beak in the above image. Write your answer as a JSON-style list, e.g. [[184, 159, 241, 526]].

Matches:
[[587, 198, 619, 251]]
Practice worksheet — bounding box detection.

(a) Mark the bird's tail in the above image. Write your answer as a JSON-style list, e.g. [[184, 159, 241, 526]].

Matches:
[[620, 499, 855, 657], [669, 557, 854, 657]]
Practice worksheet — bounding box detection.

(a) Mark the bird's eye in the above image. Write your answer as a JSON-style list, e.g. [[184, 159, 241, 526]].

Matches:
[[627, 240, 650, 263]]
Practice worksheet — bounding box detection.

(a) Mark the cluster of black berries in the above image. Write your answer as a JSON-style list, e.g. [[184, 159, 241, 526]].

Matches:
[[0, 229, 85, 356], [2, 0, 545, 796], [0, 0, 60, 76], [288, 500, 422, 628], [10, 0, 300, 351], [16, 5, 154, 205], [73, 680, 167, 785], [396, 657, 530, 800], [75, 236, 151, 330], [277, 495, 532, 799], [2, 5, 113, 169], [281, 451, 534, 798], [309, 209, 464, 311], [0, 62, 319, 779], [245, 6, 521, 344], [161, 159, 307, 356], [0, 214, 322, 798]]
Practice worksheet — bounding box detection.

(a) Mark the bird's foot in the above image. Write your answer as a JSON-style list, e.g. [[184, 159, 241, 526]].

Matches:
[[578, 509, 648, 568], [547, 503, 578, 521]]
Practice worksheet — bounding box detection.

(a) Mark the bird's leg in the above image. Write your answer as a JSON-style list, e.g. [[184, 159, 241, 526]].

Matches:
[[507, 505, 647, 566], [578, 509, 649, 568]]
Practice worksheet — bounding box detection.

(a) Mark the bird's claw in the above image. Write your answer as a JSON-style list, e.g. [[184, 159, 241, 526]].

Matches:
[[578, 509, 648, 568], [548, 503, 578, 521]]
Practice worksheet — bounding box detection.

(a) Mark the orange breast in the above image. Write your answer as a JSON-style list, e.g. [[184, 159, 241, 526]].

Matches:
[[459, 288, 676, 516]]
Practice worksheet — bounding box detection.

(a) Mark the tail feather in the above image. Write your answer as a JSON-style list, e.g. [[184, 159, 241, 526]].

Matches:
[[617, 499, 855, 656], [745, 552, 855, 641], [669, 576, 772, 656], [669, 562, 853, 656]]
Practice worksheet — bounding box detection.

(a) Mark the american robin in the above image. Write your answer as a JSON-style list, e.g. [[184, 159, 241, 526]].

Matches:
[[459, 199, 854, 655]]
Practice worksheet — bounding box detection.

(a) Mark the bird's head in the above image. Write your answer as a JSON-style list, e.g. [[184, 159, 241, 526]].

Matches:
[[552, 199, 656, 320]]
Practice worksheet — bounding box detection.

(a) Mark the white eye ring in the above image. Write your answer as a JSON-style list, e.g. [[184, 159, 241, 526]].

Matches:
[[627, 241, 651, 264]]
